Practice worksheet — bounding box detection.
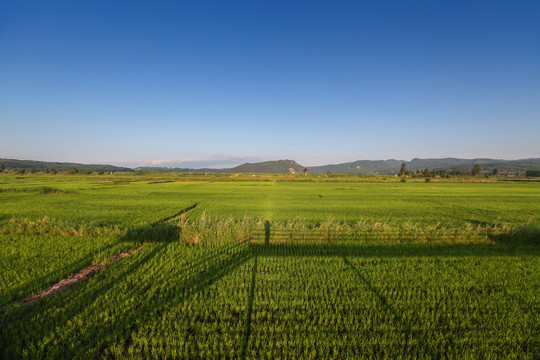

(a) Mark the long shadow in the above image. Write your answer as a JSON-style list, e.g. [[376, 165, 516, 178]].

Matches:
[[1, 209, 194, 351], [488, 225, 540, 246], [3, 220, 184, 308], [342, 256, 439, 358], [4, 215, 539, 358], [3, 241, 169, 330], [250, 242, 539, 258], [264, 221, 272, 244], [250, 224, 540, 244], [10, 209, 201, 303], [240, 255, 257, 360], [87, 242, 252, 358], [3, 236, 252, 358], [1, 240, 119, 307], [445, 256, 538, 325]]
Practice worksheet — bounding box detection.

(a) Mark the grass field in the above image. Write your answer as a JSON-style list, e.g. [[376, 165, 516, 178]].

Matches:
[[1, 173, 539, 359]]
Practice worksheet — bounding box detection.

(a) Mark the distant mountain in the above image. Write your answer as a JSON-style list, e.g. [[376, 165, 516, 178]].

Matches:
[[229, 160, 305, 174], [432, 159, 540, 173], [135, 160, 306, 174], [3, 157, 539, 175], [405, 157, 500, 170], [0, 158, 133, 172], [308, 160, 404, 175], [308, 158, 540, 175]]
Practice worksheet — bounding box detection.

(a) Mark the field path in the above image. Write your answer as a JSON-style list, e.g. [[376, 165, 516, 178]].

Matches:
[[23, 245, 145, 304], [23, 203, 199, 305]]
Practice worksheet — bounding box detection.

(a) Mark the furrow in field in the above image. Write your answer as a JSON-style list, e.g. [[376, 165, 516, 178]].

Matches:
[[23, 245, 145, 304], [23, 204, 200, 304]]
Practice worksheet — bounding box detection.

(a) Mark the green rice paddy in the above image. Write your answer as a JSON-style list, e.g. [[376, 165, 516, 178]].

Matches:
[[1, 173, 539, 359]]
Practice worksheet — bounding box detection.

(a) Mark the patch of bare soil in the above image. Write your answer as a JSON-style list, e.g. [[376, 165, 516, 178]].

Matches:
[[23, 245, 145, 305]]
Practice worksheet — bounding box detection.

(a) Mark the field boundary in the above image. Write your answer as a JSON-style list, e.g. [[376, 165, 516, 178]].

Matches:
[[22, 204, 200, 305], [23, 245, 145, 305]]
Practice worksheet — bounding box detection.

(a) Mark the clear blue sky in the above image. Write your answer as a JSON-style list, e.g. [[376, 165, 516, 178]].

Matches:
[[1, 1, 539, 168]]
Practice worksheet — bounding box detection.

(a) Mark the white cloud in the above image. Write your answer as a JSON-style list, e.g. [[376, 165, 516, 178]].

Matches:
[[132, 155, 262, 169], [142, 158, 211, 166]]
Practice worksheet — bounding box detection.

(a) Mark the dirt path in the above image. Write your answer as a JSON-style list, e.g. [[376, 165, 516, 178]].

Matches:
[[24, 245, 144, 305], [23, 204, 199, 305]]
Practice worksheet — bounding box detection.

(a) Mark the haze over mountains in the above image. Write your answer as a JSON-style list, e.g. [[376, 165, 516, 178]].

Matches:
[[2, 157, 539, 175]]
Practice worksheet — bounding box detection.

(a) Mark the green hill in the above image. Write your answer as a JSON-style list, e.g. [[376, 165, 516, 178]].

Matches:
[[433, 159, 540, 174], [0, 158, 133, 172], [406, 158, 499, 170], [308, 158, 540, 175], [135, 160, 306, 174], [3, 157, 539, 175], [308, 160, 403, 175], [228, 160, 305, 174]]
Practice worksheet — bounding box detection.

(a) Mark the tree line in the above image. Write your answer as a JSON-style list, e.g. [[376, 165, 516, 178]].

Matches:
[[398, 162, 504, 178], [0, 164, 107, 175]]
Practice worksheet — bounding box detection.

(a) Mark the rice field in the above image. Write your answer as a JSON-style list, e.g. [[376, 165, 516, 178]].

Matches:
[[1, 173, 539, 359]]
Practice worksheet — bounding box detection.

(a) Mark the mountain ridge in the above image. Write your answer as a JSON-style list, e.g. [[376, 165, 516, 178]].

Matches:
[[0, 158, 134, 172], [135, 160, 305, 174], [308, 158, 540, 175], [1, 157, 539, 174]]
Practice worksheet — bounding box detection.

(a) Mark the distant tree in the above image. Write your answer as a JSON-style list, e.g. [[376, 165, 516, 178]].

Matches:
[[492, 168, 499, 177], [472, 164, 481, 176], [0, 162, 4, 172], [423, 168, 430, 177], [399, 162, 407, 176], [526, 170, 540, 177], [303, 168, 308, 176], [326, 170, 332, 176], [30, 168, 37, 173]]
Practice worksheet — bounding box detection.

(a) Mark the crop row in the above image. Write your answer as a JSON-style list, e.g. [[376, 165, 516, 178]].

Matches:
[[2, 239, 538, 359]]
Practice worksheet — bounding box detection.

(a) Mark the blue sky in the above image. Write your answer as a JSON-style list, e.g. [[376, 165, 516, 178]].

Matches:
[[1, 1, 539, 168]]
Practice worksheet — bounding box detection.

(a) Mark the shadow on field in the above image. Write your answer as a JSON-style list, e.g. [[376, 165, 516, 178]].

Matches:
[[240, 255, 258, 360], [3, 219, 539, 358], [2, 222, 183, 307], [250, 242, 539, 258], [2, 202, 197, 309], [1, 242, 118, 306], [343, 256, 441, 359], [122, 222, 182, 243], [2, 231, 253, 358], [488, 225, 540, 246]]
